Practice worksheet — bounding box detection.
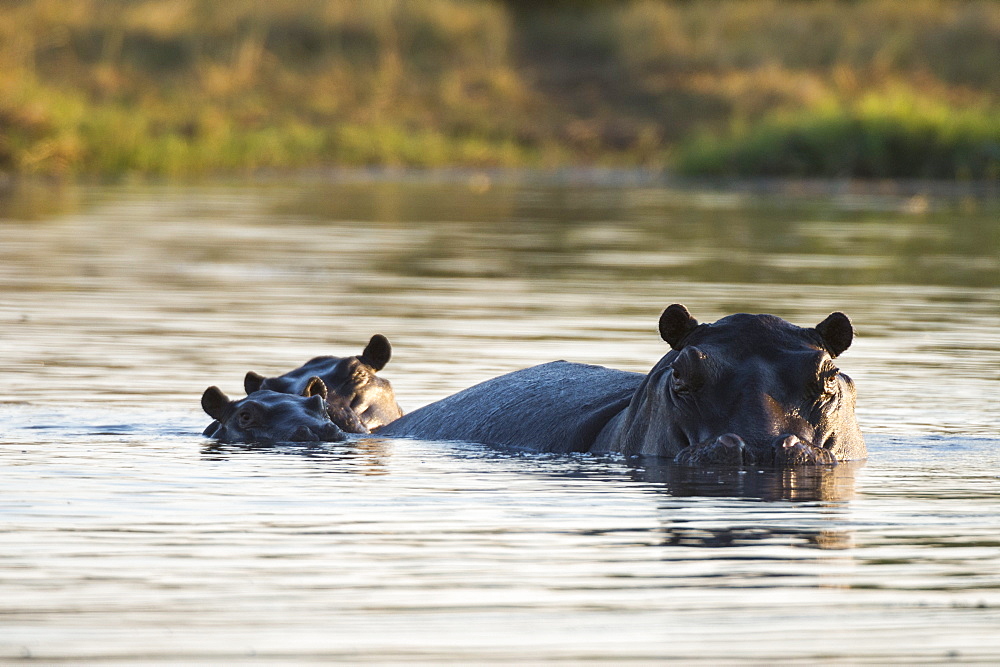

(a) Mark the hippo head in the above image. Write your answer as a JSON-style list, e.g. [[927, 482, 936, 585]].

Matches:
[[626, 304, 864, 465], [243, 334, 402, 432], [201, 377, 347, 444]]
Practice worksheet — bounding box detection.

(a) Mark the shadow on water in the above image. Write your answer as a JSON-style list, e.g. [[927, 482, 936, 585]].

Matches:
[[631, 458, 863, 503], [452, 439, 864, 503], [580, 456, 861, 551], [636, 461, 861, 550], [200, 436, 860, 553], [651, 521, 854, 550], [202, 433, 861, 504], [200, 436, 395, 475]]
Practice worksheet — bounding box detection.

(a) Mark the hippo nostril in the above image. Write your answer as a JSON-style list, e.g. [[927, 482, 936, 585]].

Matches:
[[290, 425, 320, 442], [675, 432, 746, 466], [717, 433, 745, 449], [778, 434, 802, 449], [773, 433, 837, 466], [319, 423, 347, 442]]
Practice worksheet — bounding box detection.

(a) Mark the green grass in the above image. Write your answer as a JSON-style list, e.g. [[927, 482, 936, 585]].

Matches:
[[676, 94, 1000, 179], [1, 0, 999, 178]]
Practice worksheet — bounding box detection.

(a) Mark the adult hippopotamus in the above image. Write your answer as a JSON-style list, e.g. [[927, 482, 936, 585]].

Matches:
[[202, 378, 347, 444], [244, 334, 403, 433], [377, 305, 865, 466]]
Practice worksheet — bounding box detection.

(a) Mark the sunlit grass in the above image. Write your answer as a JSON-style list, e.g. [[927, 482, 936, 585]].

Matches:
[[676, 93, 1000, 179], [1, 0, 999, 177]]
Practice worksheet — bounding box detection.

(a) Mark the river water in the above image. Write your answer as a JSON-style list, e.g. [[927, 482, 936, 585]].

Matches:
[[1, 174, 998, 662]]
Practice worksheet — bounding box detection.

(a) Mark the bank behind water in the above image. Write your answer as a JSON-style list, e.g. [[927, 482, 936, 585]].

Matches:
[[2, 0, 1000, 179]]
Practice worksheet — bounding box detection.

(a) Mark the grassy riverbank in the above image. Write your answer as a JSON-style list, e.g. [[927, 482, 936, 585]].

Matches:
[[677, 93, 1000, 179], [2, 0, 999, 178]]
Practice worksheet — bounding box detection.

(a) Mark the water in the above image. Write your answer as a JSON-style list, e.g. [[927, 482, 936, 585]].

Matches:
[[1, 174, 999, 662]]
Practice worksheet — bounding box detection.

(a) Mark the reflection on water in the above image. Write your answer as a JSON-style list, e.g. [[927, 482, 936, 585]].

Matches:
[[199, 436, 860, 503], [1, 175, 999, 661], [632, 459, 863, 503], [202, 436, 395, 476]]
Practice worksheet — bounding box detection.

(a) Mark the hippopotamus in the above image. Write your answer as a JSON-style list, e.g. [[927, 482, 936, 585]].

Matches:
[[201, 378, 346, 444], [243, 334, 403, 433], [377, 305, 865, 466]]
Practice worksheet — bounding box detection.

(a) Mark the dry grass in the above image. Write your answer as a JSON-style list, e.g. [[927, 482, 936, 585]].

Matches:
[[1, 0, 998, 177]]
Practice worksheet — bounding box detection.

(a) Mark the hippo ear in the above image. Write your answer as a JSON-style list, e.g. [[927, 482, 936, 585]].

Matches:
[[815, 312, 854, 358], [360, 334, 392, 371], [659, 304, 699, 349], [244, 371, 265, 394], [201, 386, 232, 420], [302, 376, 328, 399]]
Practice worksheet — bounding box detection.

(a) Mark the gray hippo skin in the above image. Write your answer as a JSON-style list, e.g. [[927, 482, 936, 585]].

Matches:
[[377, 305, 865, 466], [244, 334, 403, 433], [202, 378, 347, 444]]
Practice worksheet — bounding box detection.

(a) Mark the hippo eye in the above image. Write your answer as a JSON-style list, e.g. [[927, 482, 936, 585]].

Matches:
[[816, 362, 840, 397], [237, 409, 257, 428], [670, 346, 707, 395]]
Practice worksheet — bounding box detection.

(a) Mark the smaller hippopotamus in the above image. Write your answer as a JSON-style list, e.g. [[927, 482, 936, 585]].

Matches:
[[243, 334, 403, 433], [202, 378, 346, 444]]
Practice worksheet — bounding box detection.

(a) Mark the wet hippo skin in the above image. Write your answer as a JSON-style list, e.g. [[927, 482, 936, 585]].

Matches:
[[202, 379, 346, 445], [244, 334, 403, 433], [378, 305, 865, 466]]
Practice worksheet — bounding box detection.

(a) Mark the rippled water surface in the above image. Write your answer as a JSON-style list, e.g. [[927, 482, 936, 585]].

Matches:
[[2, 175, 999, 662]]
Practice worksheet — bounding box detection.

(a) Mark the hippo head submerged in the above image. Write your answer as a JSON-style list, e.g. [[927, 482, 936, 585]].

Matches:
[[201, 378, 347, 445], [613, 305, 865, 466], [243, 334, 402, 433]]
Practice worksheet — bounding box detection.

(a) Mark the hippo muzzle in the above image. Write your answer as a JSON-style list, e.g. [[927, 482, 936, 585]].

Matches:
[[675, 432, 838, 466]]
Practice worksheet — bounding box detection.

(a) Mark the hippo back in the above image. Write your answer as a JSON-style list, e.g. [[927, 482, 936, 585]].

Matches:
[[376, 361, 643, 453]]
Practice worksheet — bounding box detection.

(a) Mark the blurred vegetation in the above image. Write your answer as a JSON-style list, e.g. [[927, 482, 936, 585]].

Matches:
[[677, 92, 1000, 179], [1, 0, 999, 178]]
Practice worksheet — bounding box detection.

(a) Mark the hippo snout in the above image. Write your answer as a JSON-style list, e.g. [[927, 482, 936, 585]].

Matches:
[[674, 433, 747, 466], [317, 423, 348, 442], [674, 432, 839, 467], [289, 423, 347, 443], [290, 425, 321, 442], [772, 434, 837, 465]]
